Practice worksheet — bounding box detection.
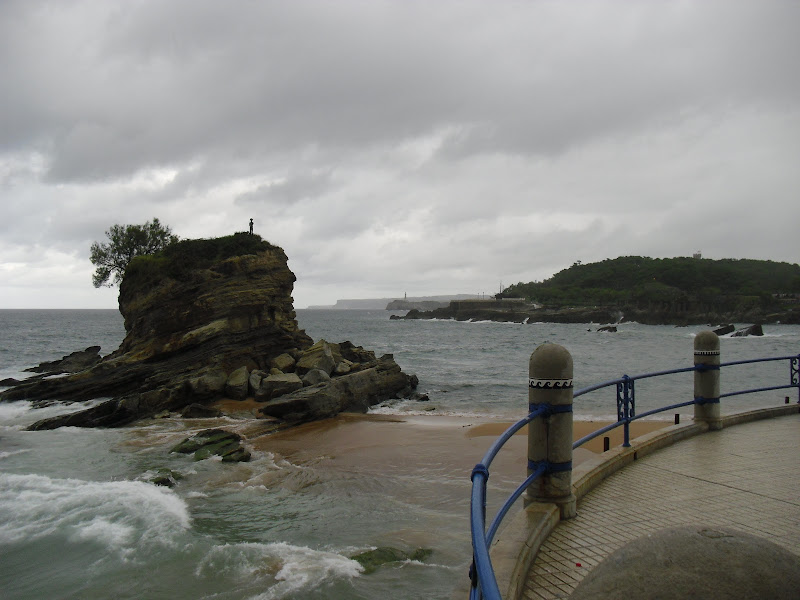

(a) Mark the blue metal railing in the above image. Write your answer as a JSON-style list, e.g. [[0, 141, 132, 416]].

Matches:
[[469, 353, 799, 599]]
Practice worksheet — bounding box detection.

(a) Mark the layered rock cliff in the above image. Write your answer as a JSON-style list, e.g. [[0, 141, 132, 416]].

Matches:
[[1, 234, 416, 429]]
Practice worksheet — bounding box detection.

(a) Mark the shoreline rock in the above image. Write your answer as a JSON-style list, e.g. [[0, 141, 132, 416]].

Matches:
[[392, 300, 798, 326], [1, 235, 417, 430], [731, 324, 764, 337], [259, 354, 418, 423], [351, 547, 433, 574], [23, 346, 103, 375], [170, 428, 251, 462]]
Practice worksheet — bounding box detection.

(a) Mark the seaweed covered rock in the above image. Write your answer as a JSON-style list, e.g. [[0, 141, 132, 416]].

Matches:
[[350, 547, 433, 574], [151, 468, 184, 487], [170, 429, 251, 462]]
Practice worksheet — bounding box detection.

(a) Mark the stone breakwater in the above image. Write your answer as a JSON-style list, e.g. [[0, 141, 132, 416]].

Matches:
[[0, 237, 417, 430]]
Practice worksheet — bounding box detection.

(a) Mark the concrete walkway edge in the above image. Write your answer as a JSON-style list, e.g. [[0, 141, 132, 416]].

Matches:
[[489, 403, 800, 600]]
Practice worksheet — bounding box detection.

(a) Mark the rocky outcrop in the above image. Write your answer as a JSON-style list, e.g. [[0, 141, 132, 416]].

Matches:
[[259, 353, 417, 423], [1, 234, 416, 429], [731, 324, 764, 337], [255, 373, 303, 401], [712, 324, 735, 336], [23, 346, 103, 375]]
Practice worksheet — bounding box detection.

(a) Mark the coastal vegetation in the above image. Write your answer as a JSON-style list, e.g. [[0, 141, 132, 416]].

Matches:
[[90, 217, 178, 287], [123, 231, 275, 290], [502, 256, 800, 315]]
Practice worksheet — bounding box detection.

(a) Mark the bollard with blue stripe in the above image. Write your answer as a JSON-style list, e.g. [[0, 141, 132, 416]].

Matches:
[[525, 343, 577, 519]]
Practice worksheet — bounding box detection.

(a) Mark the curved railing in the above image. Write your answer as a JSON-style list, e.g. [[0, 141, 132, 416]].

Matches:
[[469, 352, 799, 599]]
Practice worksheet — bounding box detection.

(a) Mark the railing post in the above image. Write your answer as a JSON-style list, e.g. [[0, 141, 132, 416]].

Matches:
[[526, 343, 577, 519], [694, 330, 722, 430]]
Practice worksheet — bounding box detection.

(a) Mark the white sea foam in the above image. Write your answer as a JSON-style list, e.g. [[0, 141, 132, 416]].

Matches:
[[368, 399, 504, 419], [0, 399, 107, 430], [0, 448, 31, 460], [0, 472, 191, 558], [0, 401, 33, 422], [195, 541, 362, 599]]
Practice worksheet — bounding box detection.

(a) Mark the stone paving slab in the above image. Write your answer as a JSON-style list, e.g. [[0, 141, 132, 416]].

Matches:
[[523, 413, 800, 600]]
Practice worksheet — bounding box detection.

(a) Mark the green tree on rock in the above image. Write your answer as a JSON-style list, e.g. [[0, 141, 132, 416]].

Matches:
[[90, 218, 178, 287]]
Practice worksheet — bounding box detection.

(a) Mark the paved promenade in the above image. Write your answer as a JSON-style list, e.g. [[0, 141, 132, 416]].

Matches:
[[523, 413, 800, 599]]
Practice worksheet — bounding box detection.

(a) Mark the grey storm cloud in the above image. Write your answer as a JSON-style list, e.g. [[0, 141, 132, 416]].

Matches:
[[0, 0, 798, 308]]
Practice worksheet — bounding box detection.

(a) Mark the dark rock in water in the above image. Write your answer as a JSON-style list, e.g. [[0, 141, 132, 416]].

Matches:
[[597, 325, 617, 333], [712, 324, 735, 336], [731, 324, 764, 337], [3, 235, 416, 431], [23, 346, 102, 375], [151, 468, 183, 487], [170, 428, 251, 462], [180, 403, 223, 418], [411, 392, 430, 402], [27, 398, 138, 430], [350, 547, 433, 574], [0, 378, 21, 387]]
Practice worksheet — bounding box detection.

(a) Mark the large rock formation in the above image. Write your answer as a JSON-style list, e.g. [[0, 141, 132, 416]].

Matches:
[[1, 234, 416, 429], [259, 352, 416, 422]]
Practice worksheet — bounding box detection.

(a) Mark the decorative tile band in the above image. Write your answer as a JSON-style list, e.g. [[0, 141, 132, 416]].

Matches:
[[529, 378, 573, 389], [694, 350, 720, 356]]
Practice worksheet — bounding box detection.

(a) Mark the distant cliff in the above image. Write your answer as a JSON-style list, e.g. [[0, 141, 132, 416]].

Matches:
[[385, 299, 449, 311], [308, 294, 480, 310], [2, 234, 416, 428]]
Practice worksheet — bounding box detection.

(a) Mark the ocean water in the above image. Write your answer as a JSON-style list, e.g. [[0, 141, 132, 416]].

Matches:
[[0, 309, 797, 599]]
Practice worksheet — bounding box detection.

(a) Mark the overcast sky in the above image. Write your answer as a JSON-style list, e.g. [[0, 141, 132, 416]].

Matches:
[[1, 0, 798, 309]]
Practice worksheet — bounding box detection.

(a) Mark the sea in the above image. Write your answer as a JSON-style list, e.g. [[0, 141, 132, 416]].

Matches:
[[1, 309, 798, 600]]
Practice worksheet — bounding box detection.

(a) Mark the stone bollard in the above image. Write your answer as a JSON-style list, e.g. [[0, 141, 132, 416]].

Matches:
[[694, 331, 722, 430], [526, 343, 577, 519]]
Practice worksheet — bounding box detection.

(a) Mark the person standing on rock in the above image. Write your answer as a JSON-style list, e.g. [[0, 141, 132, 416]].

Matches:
[[249, 218, 254, 235]]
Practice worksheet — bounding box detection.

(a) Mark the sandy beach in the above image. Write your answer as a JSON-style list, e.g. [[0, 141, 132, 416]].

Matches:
[[249, 413, 670, 485]]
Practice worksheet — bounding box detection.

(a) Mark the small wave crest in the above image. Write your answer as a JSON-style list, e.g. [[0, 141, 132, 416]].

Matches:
[[195, 541, 362, 599], [368, 399, 506, 419], [0, 448, 31, 460], [0, 399, 108, 430], [0, 472, 191, 559]]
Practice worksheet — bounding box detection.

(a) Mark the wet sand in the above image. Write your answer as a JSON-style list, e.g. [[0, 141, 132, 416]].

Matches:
[[250, 413, 670, 483]]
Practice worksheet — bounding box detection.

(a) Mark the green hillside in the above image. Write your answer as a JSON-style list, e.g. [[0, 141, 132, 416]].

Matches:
[[503, 256, 800, 311]]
